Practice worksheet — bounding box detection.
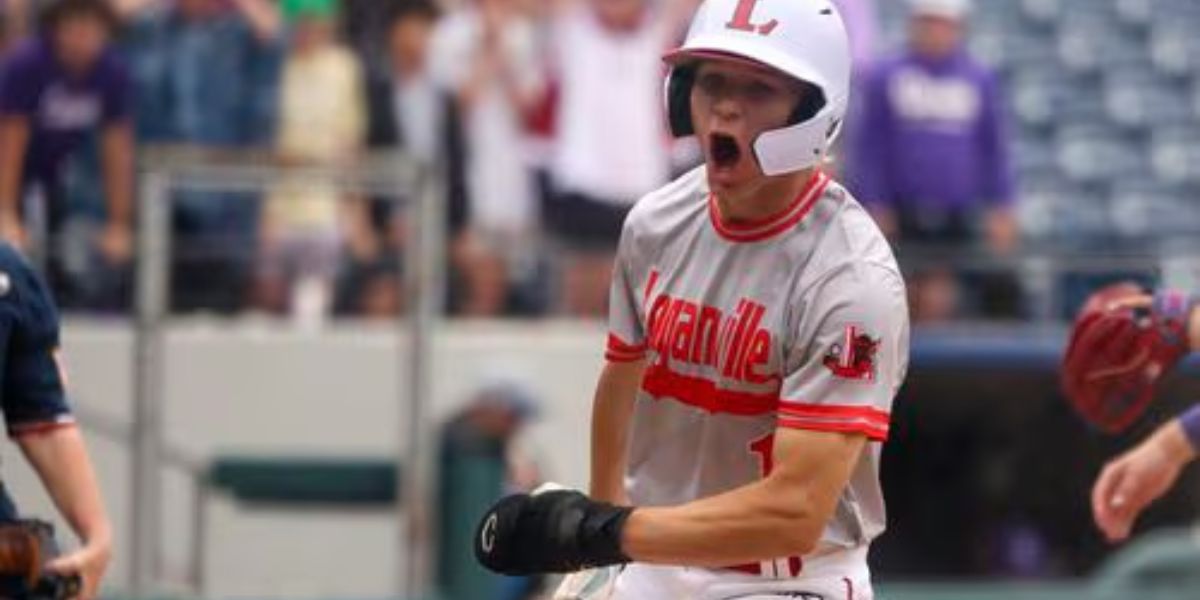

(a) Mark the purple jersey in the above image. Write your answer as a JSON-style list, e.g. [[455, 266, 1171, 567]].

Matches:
[[849, 49, 1015, 212], [0, 38, 131, 184]]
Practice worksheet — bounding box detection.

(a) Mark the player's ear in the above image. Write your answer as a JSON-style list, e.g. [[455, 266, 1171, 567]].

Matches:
[[787, 81, 826, 126]]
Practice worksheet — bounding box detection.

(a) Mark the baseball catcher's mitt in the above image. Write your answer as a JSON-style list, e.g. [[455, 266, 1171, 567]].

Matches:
[[0, 520, 82, 599], [1062, 283, 1194, 433]]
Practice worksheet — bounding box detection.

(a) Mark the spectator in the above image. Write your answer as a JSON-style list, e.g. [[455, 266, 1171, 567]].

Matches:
[[429, 0, 543, 317], [831, 0, 880, 75], [335, 0, 468, 319], [540, 0, 693, 317], [0, 0, 31, 53], [119, 0, 282, 313], [0, 0, 133, 310], [256, 0, 365, 320], [847, 0, 1017, 321], [437, 381, 542, 600]]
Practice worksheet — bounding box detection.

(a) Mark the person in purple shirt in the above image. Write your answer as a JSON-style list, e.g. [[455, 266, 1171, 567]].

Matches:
[[850, 0, 1015, 246], [848, 0, 1017, 320], [0, 0, 133, 309]]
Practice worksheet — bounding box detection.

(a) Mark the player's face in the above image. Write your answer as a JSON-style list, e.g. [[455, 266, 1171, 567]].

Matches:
[[689, 60, 806, 191]]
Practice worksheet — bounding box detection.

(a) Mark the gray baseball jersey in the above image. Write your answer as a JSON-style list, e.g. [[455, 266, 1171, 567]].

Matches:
[[606, 166, 909, 578]]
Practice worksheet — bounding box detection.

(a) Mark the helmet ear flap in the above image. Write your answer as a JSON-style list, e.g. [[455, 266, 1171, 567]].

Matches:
[[667, 65, 697, 137]]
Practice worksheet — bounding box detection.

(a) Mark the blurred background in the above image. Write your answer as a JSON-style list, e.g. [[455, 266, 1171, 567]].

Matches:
[[2, 0, 1200, 597]]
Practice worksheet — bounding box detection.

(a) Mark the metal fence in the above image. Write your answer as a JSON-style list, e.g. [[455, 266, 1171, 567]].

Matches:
[[127, 146, 443, 598]]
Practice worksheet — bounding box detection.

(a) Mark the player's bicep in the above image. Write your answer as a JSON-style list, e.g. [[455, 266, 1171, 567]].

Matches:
[[767, 428, 867, 529]]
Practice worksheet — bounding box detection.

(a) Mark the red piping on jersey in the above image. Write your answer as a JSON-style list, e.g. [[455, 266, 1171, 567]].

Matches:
[[778, 402, 891, 441], [778, 402, 890, 424], [777, 417, 889, 441], [641, 362, 778, 415], [708, 171, 830, 243], [9, 418, 77, 439]]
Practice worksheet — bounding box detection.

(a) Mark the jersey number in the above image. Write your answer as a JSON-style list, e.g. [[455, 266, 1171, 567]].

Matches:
[[725, 0, 779, 35], [750, 432, 775, 477]]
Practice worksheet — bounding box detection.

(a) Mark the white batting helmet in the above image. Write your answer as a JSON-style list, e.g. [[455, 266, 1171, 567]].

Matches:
[[664, 0, 851, 175]]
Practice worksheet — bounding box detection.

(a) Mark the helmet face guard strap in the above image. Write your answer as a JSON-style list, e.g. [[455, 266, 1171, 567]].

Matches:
[[755, 99, 843, 175]]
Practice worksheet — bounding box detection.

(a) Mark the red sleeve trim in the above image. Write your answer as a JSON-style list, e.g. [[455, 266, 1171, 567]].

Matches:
[[606, 334, 646, 362], [9, 417, 77, 439], [777, 401, 891, 441], [777, 417, 889, 441], [779, 401, 890, 424]]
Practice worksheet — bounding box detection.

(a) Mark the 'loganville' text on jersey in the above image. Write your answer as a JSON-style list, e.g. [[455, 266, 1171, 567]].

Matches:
[[606, 165, 910, 581]]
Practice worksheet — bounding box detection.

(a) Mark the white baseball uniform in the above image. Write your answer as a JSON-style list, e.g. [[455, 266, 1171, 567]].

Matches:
[[604, 166, 909, 599]]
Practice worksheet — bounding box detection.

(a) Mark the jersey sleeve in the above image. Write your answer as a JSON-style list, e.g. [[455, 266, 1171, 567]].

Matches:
[[1, 253, 73, 438], [605, 221, 648, 363], [0, 55, 41, 116], [777, 264, 909, 441], [100, 56, 133, 124]]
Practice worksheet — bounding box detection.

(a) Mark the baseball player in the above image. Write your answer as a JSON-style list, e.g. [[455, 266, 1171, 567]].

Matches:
[[474, 0, 910, 598], [0, 242, 111, 599], [1062, 286, 1200, 543]]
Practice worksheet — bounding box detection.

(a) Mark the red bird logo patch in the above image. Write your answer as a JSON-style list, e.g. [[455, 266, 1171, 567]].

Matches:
[[822, 326, 880, 381]]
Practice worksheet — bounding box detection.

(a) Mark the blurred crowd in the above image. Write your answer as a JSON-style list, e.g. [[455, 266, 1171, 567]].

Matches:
[[0, 0, 1034, 322]]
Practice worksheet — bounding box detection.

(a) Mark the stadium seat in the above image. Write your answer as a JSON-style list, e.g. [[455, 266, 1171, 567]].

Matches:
[[1193, 79, 1200, 121], [1011, 67, 1074, 127], [1147, 21, 1200, 77], [1057, 18, 1143, 75], [1018, 176, 1112, 243], [1102, 69, 1193, 130], [1109, 180, 1197, 240], [1150, 127, 1200, 185], [1055, 123, 1142, 184], [1019, 0, 1061, 27]]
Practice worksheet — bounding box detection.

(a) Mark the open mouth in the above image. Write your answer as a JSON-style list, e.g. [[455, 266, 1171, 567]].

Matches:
[[709, 133, 742, 168]]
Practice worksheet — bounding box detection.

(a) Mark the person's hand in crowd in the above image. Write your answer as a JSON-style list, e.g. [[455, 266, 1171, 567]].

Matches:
[[229, 0, 283, 41], [45, 535, 112, 600], [866, 206, 898, 241], [1092, 421, 1196, 543], [96, 221, 133, 266], [0, 213, 27, 250], [985, 208, 1018, 255]]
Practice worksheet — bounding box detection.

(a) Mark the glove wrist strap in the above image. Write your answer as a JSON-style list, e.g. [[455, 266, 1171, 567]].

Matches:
[[1153, 289, 1198, 350], [578, 503, 633, 568], [1178, 404, 1200, 455]]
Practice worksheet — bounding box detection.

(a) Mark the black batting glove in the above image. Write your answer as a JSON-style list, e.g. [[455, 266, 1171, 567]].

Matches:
[[473, 489, 633, 575]]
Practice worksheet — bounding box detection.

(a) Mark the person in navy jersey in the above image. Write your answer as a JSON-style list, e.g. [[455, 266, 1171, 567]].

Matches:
[[0, 0, 134, 310], [0, 242, 111, 599]]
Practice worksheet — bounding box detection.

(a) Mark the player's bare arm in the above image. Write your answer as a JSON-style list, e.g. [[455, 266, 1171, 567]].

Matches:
[[0, 116, 31, 247], [590, 360, 645, 504], [1092, 416, 1198, 543], [99, 122, 135, 265], [622, 427, 865, 565], [17, 426, 112, 600]]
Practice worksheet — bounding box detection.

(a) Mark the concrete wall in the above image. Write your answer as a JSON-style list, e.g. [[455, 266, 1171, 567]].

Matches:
[[3, 320, 607, 599]]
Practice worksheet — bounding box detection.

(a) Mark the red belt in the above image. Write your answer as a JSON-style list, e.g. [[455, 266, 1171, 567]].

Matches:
[[727, 556, 804, 577]]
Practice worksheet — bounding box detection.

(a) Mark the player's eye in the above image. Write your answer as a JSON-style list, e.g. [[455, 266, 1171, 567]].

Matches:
[[695, 72, 728, 97], [745, 81, 778, 102]]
